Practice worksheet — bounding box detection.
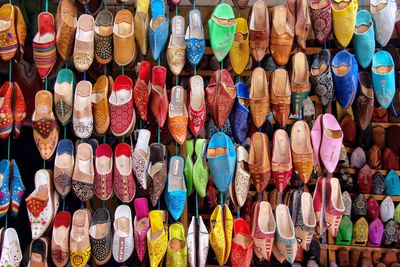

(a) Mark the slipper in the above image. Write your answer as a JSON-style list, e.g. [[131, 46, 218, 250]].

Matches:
[[150, 66, 169, 128], [250, 67, 269, 128], [0, 159, 10, 218], [10, 159, 25, 217], [167, 15, 186, 76], [291, 52, 310, 116], [332, 0, 358, 47], [51, 211, 71, 267], [183, 139, 194, 196], [0, 82, 13, 140], [310, 49, 334, 108], [113, 205, 134, 262], [94, 9, 113, 64], [272, 129, 292, 192], [208, 3, 236, 62], [229, 17, 249, 75], [56, 0, 77, 61], [270, 5, 294, 66], [353, 10, 375, 69], [132, 129, 151, 190], [291, 120, 313, 184], [32, 90, 59, 160], [92, 75, 110, 135], [372, 51, 395, 109], [147, 210, 167, 267], [248, 132, 271, 193], [70, 209, 92, 267], [72, 143, 94, 202], [193, 138, 209, 198], [310, 0, 332, 44], [54, 139, 74, 198], [231, 81, 249, 143], [73, 14, 94, 72], [187, 216, 209, 267], [251, 201, 275, 261], [270, 69, 291, 127], [33, 12, 57, 79], [320, 114, 343, 173], [134, 198, 150, 262], [229, 146, 250, 208], [249, 0, 269, 62], [0, 227, 23, 266], [370, 0, 397, 47], [168, 86, 188, 145], [188, 75, 206, 136], [231, 218, 253, 267], [94, 144, 113, 200], [185, 9, 205, 66], [166, 223, 187, 267], [28, 237, 49, 267], [54, 69, 75, 126], [149, 0, 169, 60], [114, 143, 136, 203], [73, 81, 93, 139], [148, 143, 167, 207], [165, 156, 187, 221], [113, 9, 135, 66], [134, 0, 150, 55], [133, 61, 151, 121], [89, 208, 112, 265]]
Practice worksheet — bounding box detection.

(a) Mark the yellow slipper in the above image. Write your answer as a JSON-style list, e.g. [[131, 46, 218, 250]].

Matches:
[[229, 18, 250, 75], [147, 210, 168, 267], [166, 223, 187, 267], [210, 204, 233, 266], [134, 0, 150, 55], [332, 0, 358, 47]]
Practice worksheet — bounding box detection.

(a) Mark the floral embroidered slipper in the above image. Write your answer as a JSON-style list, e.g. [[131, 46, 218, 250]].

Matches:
[[72, 143, 94, 202], [54, 69, 75, 126]]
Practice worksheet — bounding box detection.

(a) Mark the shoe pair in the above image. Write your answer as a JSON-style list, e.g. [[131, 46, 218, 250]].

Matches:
[[0, 227, 22, 266], [311, 113, 343, 174], [0, 160, 24, 218], [26, 169, 60, 239], [187, 216, 209, 267], [0, 3, 26, 61], [94, 142, 136, 203], [0, 82, 26, 140], [166, 223, 188, 267], [313, 177, 345, 237], [185, 139, 208, 198], [147, 210, 168, 267]]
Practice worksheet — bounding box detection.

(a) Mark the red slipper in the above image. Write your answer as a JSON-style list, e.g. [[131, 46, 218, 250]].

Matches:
[[133, 61, 151, 121], [13, 82, 26, 139], [94, 144, 113, 200], [150, 66, 169, 128], [114, 143, 136, 203], [0, 82, 14, 139]]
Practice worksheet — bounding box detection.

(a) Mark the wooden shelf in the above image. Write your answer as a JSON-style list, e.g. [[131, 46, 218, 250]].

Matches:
[[326, 244, 400, 253], [346, 168, 400, 175], [349, 193, 400, 201]]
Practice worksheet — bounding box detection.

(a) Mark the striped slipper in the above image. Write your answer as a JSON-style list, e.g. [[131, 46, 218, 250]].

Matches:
[[10, 159, 24, 217], [0, 159, 10, 218], [33, 12, 57, 79]]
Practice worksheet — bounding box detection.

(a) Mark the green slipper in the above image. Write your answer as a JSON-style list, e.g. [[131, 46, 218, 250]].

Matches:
[[184, 140, 194, 196], [208, 3, 237, 62], [193, 139, 209, 198]]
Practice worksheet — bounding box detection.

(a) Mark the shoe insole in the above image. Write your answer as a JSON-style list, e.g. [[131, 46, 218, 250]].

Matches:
[[169, 238, 185, 252], [148, 162, 163, 177], [94, 222, 108, 238], [96, 24, 112, 35], [190, 11, 203, 39], [274, 71, 290, 96], [62, 13, 76, 28], [239, 97, 249, 107], [150, 211, 163, 235], [294, 54, 307, 83], [34, 32, 55, 43], [233, 234, 252, 247], [190, 77, 204, 110], [169, 158, 184, 191], [170, 87, 185, 117], [234, 31, 245, 42], [292, 123, 311, 154], [117, 21, 132, 36], [311, 0, 329, 9], [371, 2, 387, 12], [373, 65, 393, 74], [276, 207, 293, 238], [152, 16, 165, 30], [355, 22, 372, 34], [136, 217, 149, 232], [114, 89, 131, 105], [56, 154, 73, 169], [0, 19, 11, 32], [53, 226, 67, 244], [75, 85, 91, 113], [253, 134, 264, 164], [207, 147, 227, 158], [274, 133, 289, 162], [35, 92, 52, 120], [333, 65, 349, 76], [117, 155, 130, 176], [332, 1, 350, 10], [225, 83, 236, 97], [213, 16, 236, 26], [253, 1, 266, 30], [302, 194, 316, 225], [34, 185, 49, 200], [96, 156, 111, 175], [311, 62, 327, 76], [331, 180, 343, 209], [77, 27, 93, 42], [324, 129, 342, 139], [91, 92, 106, 104], [252, 69, 266, 99], [56, 82, 72, 96]]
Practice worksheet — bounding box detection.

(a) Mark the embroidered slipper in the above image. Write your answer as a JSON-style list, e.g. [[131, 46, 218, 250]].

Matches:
[[26, 169, 56, 239], [10, 159, 24, 217], [166, 223, 187, 267], [134, 0, 150, 55], [73, 81, 93, 139], [149, 0, 169, 60], [168, 85, 188, 145], [70, 209, 92, 267], [370, 0, 397, 47], [54, 69, 75, 126], [32, 90, 59, 160], [0, 82, 13, 140], [229, 146, 250, 208], [73, 14, 95, 72], [56, 0, 77, 61], [231, 81, 249, 143], [270, 5, 294, 66], [183, 139, 194, 196], [0, 4, 17, 61], [148, 143, 167, 207], [33, 12, 57, 79], [150, 66, 168, 128], [113, 9, 136, 66], [291, 120, 313, 184], [147, 210, 168, 267], [89, 208, 112, 265], [94, 9, 113, 64], [372, 51, 395, 109], [249, 0, 269, 62], [72, 143, 94, 202], [310, 49, 334, 108], [134, 198, 150, 262], [291, 52, 310, 116], [94, 144, 113, 201], [51, 211, 71, 267], [0, 227, 23, 266], [54, 139, 74, 198], [353, 10, 375, 69], [114, 143, 136, 203], [272, 129, 293, 192], [250, 67, 269, 128], [188, 75, 206, 136], [193, 138, 209, 198], [132, 129, 151, 190], [185, 9, 205, 66], [167, 15, 186, 76], [270, 69, 291, 127], [0, 159, 10, 218], [113, 205, 134, 263], [187, 216, 209, 267], [231, 218, 253, 267], [208, 3, 237, 62], [332, 0, 358, 48], [310, 0, 332, 44], [248, 132, 271, 193], [165, 156, 187, 221], [133, 61, 151, 122]]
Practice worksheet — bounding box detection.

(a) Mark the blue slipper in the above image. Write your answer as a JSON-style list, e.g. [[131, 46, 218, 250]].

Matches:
[[230, 82, 249, 144], [353, 10, 375, 69], [149, 0, 169, 60], [185, 9, 206, 66], [372, 51, 395, 109], [10, 160, 24, 217], [332, 50, 359, 109], [165, 155, 187, 220], [385, 169, 400, 196], [0, 159, 10, 218], [207, 132, 236, 193]]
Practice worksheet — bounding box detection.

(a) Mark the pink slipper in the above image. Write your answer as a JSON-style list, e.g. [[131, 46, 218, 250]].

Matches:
[[311, 114, 323, 170], [134, 198, 150, 262], [320, 114, 343, 173]]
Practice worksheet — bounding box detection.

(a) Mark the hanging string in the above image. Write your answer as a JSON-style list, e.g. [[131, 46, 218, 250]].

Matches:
[[158, 58, 160, 66], [102, 200, 106, 208], [140, 118, 142, 129], [324, 42, 327, 50], [64, 126, 66, 139], [104, 0, 107, 10], [122, 136, 125, 143], [195, 192, 199, 222], [321, 174, 328, 247], [83, 71, 87, 81], [237, 208, 240, 218], [122, 66, 125, 76], [220, 61, 223, 70], [194, 66, 197, 76], [62, 199, 66, 211], [193, 0, 195, 9], [45, 0, 48, 12], [361, 0, 364, 9], [103, 134, 107, 144], [175, 5, 178, 16]]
